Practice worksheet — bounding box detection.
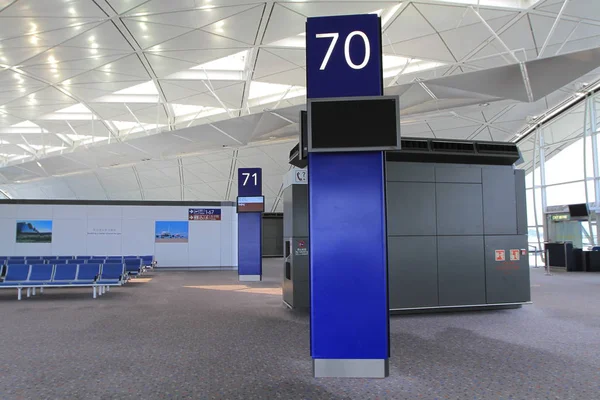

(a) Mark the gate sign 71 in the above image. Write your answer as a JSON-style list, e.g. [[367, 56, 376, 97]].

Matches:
[[238, 168, 262, 197], [306, 14, 383, 99]]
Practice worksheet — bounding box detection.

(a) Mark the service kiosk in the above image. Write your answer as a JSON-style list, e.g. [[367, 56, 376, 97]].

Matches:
[[306, 14, 400, 378]]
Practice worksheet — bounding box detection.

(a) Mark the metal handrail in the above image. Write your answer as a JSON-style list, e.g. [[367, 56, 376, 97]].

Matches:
[[528, 245, 539, 268]]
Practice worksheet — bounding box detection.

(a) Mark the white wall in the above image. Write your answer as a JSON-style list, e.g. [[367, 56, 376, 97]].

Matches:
[[0, 203, 237, 269]]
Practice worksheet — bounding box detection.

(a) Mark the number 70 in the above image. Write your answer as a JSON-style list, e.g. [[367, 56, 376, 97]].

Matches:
[[316, 31, 371, 71]]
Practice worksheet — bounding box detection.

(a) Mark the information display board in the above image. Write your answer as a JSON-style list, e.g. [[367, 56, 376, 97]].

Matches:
[[237, 196, 265, 213]]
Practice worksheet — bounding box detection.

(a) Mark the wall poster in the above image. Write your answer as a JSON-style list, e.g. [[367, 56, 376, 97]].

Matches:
[[16, 220, 53, 243], [155, 221, 189, 243]]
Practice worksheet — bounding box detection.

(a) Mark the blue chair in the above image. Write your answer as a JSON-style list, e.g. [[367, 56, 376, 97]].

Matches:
[[57, 256, 73, 260], [592, 246, 600, 252], [75, 264, 100, 284], [77, 256, 92, 260], [104, 259, 123, 264], [7, 260, 28, 265], [66, 259, 80, 264], [97, 264, 125, 285], [124, 259, 142, 277], [48, 264, 77, 284], [25, 264, 53, 297], [53, 260, 68, 264], [0, 264, 30, 300]]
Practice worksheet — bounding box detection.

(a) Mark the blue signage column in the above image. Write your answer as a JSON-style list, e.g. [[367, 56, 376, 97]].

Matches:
[[237, 168, 263, 282], [306, 14, 389, 378]]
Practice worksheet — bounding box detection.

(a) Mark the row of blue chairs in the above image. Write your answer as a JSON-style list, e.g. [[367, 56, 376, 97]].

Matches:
[[3, 258, 146, 276], [0, 263, 127, 300]]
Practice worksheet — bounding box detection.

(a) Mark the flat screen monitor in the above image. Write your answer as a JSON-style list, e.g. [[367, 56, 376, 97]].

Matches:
[[568, 203, 589, 218], [308, 96, 400, 153], [237, 196, 265, 213]]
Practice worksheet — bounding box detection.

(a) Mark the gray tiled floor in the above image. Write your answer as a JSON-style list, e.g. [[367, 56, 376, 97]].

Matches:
[[0, 259, 598, 399]]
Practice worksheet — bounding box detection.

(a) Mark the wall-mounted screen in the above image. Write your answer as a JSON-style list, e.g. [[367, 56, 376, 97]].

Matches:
[[308, 96, 400, 152], [568, 203, 589, 218], [237, 196, 265, 213]]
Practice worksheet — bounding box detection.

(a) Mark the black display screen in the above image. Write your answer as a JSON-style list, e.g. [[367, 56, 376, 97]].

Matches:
[[568, 203, 589, 218], [310, 97, 399, 151]]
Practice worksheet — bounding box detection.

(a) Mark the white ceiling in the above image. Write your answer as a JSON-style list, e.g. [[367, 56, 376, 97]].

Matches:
[[0, 0, 599, 210]]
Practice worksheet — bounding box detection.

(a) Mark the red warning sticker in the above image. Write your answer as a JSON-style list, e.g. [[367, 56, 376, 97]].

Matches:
[[510, 249, 520, 261], [495, 250, 506, 262]]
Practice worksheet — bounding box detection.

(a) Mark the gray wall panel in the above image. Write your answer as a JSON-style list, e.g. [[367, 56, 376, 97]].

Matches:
[[435, 166, 482, 183], [387, 162, 435, 182], [436, 183, 483, 235], [482, 167, 518, 235], [293, 185, 309, 237], [388, 236, 438, 309], [387, 182, 437, 236], [514, 170, 528, 235], [438, 236, 486, 306], [283, 187, 293, 238], [484, 235, 531, 303]]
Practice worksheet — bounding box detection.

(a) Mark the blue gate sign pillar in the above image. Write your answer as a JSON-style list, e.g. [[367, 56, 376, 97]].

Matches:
[[307, 14, 390, 378], [237, 168, 263, 282]]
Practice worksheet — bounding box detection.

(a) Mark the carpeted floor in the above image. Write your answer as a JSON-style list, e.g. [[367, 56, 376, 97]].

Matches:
[[0, 260, 599, 400]]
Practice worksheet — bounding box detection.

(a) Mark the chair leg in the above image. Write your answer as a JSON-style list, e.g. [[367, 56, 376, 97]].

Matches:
[[103, 286, 106, 294], [106, 286, 110, 292], [93, 286, 97, 299], [27, 288, 31, 298], [18, 288, 22, 301], [32, 287, 36, 296], [40, 287, 44, 294]]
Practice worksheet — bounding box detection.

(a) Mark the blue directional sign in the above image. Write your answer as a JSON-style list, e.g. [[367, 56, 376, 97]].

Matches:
[[306, 14, 383, 99], [238, 168, 262, 197]]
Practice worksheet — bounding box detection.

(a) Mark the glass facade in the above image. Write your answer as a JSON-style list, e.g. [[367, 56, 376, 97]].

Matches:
[[518, 92, 600, 256]]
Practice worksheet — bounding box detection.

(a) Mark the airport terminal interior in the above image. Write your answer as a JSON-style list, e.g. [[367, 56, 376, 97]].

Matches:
[[0, 0, 600, 399]]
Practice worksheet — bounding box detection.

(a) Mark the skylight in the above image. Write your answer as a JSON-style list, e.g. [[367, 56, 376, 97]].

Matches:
[[192, 50, 248, 72], [42, 103, 94, 121], [248, 81, 305, 107], [115, 81, 159, 95], [382, 55, 446, 79]]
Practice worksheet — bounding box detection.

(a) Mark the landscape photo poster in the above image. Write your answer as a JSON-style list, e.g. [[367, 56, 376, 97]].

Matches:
[[16, 220, 53, 243], [155, 221, 189, 243]]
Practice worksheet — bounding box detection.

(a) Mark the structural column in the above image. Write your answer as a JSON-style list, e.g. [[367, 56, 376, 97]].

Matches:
[[306, 14, 390, 378], [237, 168, 263, 282]]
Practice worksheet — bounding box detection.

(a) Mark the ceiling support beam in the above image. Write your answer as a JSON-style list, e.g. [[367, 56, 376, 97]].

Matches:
[[538, 0, 570, 58], [451, 111, 514, 136], [178, 158, 185, 201], [132, 166, 145, 200], [124, 103, 149, 135], [210, 124, 244, 145], [555, 20, 580, 56], [240, 3, 273, 117], [225, 149, 239, 201], [469, 6, 520, 64]]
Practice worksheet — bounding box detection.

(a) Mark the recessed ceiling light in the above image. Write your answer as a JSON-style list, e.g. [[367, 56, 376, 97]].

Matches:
[[68, 7, 76, 15], [30, 36, 39, 44], [88, 36, 95, 42], [91, 42, 99, 49], [140, 23, 148, 31], [479, 103, 489, 107], [19, 88, 26, 92], [91, 49, 98, 54]]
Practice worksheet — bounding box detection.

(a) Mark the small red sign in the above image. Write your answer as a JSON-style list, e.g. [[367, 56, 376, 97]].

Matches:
[[510, 249, 520, 261], [495, 250, 505, 262]]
